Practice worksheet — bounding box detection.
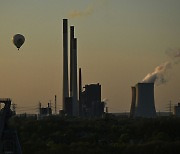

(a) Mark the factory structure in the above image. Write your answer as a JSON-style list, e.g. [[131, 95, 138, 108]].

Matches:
[[37, 102, 52, 120], [62, 19, 105, 117], [0, 98, 22, 153], [130, 83, 157, 118], [174, 103, 180, 117]]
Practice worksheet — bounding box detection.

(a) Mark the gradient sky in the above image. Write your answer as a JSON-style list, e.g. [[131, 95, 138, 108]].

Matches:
[[0, 0, 180, 113]]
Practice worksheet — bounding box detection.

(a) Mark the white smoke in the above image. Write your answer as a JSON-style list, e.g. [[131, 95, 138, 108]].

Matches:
[[166, 48, 180, 64], [142, 48, 180, 85], [166, 48, 180, 58], [68, 6, 94, 19], [142, 62, 172, 85], [68, 0, 108, 19]]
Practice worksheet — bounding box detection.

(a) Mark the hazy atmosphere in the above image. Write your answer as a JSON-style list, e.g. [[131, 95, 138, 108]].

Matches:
[[0, 0, 180, 113]]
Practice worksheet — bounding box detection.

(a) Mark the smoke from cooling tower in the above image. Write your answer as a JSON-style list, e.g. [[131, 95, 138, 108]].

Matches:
[[166, 48, 180, 64], [142, 62, 172, 85], [142, 48, 180, 85], [68, 0, 107, 18], [166, 48, 180, 58]]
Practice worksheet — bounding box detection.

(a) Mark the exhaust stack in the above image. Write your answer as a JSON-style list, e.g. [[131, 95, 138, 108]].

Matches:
[[62, 19, 69, 111], [72, 38, 78, 116], [70, 26, 74, 97]]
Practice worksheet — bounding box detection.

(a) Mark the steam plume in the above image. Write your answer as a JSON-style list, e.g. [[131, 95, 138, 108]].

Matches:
[[166, 48, 180, 58], [68, 0, 107, 19], [68, 6, 94, 18], [142, 48, 180, 85], [166, 48, 180, 64], [142, 62, 172, 85]]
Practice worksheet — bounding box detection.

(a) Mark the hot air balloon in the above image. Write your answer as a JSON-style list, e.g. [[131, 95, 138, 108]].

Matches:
[[13, 34, 25, 50]]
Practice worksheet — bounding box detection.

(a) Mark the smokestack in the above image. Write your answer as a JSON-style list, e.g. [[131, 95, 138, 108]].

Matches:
[[135, 83, 156, 118], [70, 26, 75, 97], [72, 38, 78, 116], [79, 68, 82, 116], [62, 19, 69, 111], [79, 68, 82, 100], [130, 87, 136, 118]]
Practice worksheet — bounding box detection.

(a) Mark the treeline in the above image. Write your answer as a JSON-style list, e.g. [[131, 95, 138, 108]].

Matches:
[[9, 116, 180, 154]]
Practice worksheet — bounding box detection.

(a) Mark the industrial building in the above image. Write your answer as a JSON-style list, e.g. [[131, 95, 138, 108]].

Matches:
[[80, 84, 105, 117], [38, 102, 52, 119], [130, 83, 156, 118], [64, 97, 73, 116], [174, 103, 180, 117]]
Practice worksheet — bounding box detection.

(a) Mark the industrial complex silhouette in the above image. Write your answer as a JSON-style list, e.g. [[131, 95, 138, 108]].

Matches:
[[61, 19, 105, 117]]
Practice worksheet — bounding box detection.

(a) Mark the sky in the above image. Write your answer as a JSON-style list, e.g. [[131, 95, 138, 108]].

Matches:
[[0, 0, 180, 113]]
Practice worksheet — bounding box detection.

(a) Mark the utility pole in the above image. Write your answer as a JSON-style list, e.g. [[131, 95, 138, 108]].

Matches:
[[55, 95, 57, 115], [169, 100, 172, 116], [39, 102, 41, 115]]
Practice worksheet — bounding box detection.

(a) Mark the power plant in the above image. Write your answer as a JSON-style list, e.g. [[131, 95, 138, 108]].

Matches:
[[130, 83, 157, 118], [62, 19, 104, 117]]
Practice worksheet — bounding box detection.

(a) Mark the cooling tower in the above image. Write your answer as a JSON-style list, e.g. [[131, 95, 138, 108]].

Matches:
[[62, 19, 69, 111], [135, 83, 156, 118], [130, 87, 136, 118]]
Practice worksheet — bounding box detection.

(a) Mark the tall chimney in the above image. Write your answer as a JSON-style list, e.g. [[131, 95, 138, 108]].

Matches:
[[62, 19, 69, 111], [70, 26, 74, 97], [79, 68, 82, 100], [72, 38, 78, 116], [79, 68, 82, 116]]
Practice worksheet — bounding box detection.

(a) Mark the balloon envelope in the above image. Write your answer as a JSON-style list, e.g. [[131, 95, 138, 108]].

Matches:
[[13, 34, 25, 50]]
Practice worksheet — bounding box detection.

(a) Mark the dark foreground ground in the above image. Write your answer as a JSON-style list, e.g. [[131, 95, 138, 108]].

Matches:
[[9, 115, 180, 154]]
